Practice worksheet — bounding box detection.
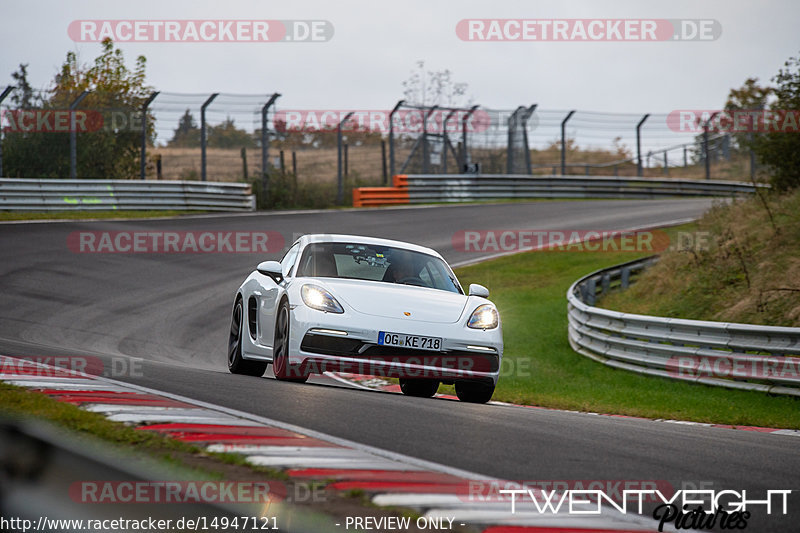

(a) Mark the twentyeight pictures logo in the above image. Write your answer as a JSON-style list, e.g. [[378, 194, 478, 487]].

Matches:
[[456, 19, 721, 41], [68, 20, 334, 42]]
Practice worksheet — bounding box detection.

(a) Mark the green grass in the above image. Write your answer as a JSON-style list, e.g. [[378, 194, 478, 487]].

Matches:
[[0, 210, 206, 221], [453, 226, 800, 429], [0, 380, 287, 479]]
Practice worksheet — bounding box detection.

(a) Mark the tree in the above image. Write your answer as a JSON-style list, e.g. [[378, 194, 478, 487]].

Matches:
[[723, 78, 773, 154], [208, 117, 256, 149], [751, 53, 800, 190], [401, 60, 471, 108], [9, 64, 39, 108], [169, 110, 201, 147], [3, 38, 154, 179]]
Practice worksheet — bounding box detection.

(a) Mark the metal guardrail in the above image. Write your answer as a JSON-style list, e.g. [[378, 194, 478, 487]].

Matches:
[[402, 174, 764, 203], [353, 174, 765, 207], [567, 257, 800, 396], [0, 178, 255, 212]]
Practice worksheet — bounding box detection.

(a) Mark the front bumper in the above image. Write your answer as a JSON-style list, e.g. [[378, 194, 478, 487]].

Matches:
[[288, 306, 503, 384]]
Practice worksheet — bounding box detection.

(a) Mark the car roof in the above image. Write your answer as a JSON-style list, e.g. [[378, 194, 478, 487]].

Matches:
[[297, 234, 445, 260]]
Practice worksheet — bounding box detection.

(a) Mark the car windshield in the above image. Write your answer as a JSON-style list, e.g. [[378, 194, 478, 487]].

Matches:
[[295, 242, 462, 294]]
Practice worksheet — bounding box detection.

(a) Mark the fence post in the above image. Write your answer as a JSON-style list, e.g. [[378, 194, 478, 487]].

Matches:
[[260, 93, 280, 206], [344, 143, 349, 178], [337, 111, 354, 204], [636, 113, 650, 177], [388, 99, 404, 179], [422, 105, 438, 174], [703, 111, 719, 180], [241, 147, 248, 181], [441, 109, 457, 174], [0, 86, 13, 177], [663, 151, 668, 176], [461, 105, 479, 170], [139, 91, 159, 180], [200, 93, 219, 182], [683, 146, 688, 167], [522, 104, 537, 175], [381, 140, 388, 184], [69, 90, 89, 179], [561, 110, 575, 176], [506, 107, 523, 174]]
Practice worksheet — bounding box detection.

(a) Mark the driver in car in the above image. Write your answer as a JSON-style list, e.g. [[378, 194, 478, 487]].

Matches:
[[388, 253, 417, 284]]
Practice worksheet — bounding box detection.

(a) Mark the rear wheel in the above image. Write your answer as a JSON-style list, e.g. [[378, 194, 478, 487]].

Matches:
[[228, 299, 267, 377], [272, 300, 309, 383], [399, 378, 439, 398], [455, 380, 495, 404]]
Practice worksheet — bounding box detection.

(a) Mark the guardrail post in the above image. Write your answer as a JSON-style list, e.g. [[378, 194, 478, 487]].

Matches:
[[703, 111, 719, 180], [522, 104, 537, 175], [388, 100, 404, 179], [139, 91, 159, 180], [200, 93, 219, 182], [636, 113, 650, 177], [0, 86, 13, 177], [422, 105, 438, 174], [585, 278, 596, 306], [337, 111, 354, 205], [561, 110, 575, 176], [621, 266, 630, 289], [69, 91, 89, 179], [461, 105, 479, 170], [260, 93, 280, 205]]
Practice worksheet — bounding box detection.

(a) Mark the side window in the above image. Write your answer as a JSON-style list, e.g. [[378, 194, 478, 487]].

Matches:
[[280, 243, 300, 277]]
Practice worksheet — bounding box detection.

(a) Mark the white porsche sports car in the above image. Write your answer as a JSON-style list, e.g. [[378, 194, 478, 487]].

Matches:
[[228, 234, 503, 403]]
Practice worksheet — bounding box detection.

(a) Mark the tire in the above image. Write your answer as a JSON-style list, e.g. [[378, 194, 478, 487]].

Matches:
[[455, 380, 495, 404], [272, 299, 309, 383], [399, 378, 439, 398], [228, 298, 267, 376]]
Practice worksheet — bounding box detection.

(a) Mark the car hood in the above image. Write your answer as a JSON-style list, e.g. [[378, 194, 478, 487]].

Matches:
[[315, 278, 469, 324]]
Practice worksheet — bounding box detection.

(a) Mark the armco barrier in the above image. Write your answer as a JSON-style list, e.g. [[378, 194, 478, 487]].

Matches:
[[567, 257, 800, 396], [0, 178, 255, 212], [352, 174, 764, 207]]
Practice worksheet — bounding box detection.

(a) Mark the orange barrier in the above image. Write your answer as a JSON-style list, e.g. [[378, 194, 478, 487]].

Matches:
[[352, 175, 409, 207]]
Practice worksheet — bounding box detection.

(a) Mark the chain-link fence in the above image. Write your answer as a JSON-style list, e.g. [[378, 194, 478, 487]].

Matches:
[[0, 86, 757, 197]]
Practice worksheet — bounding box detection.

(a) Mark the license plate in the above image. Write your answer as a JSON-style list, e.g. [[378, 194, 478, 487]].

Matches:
[[378, 331, 443, 351]]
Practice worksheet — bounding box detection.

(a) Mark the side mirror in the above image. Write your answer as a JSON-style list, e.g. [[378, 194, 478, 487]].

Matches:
[[468, 283, 490, 298], [257, 260, 283, 283]]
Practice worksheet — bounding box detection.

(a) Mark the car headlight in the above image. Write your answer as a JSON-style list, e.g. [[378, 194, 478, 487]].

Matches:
[[467, 304, 498, 330], [301, 284, 344, 314]]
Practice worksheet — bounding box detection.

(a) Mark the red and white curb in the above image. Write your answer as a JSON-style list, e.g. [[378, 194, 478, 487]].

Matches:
[[330, 373, 800, 437], [0, 354, 663, 532]]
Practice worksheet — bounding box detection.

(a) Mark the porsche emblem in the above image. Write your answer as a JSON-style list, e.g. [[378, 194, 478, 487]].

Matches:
[[403, 311, 411, 316]]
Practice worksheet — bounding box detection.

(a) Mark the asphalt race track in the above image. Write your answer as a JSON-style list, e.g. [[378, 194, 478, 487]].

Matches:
[[1, 199, 798, 532]]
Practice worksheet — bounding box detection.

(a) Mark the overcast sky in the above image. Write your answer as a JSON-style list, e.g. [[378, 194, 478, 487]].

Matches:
[[3, 0, 798, 113]]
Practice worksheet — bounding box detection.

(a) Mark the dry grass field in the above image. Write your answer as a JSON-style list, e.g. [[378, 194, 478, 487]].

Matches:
[[146, 145, 753, 183]]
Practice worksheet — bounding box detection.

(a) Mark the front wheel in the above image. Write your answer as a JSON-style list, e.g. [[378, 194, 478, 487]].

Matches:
[[228, 299, 267, 377], [455, 381, 495, 403], [272, 300, 309, 383], [399, 378, 439, 398]]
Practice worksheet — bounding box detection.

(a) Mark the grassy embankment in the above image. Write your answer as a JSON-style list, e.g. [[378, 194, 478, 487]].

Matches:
[[453, 202, 800, 428]]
